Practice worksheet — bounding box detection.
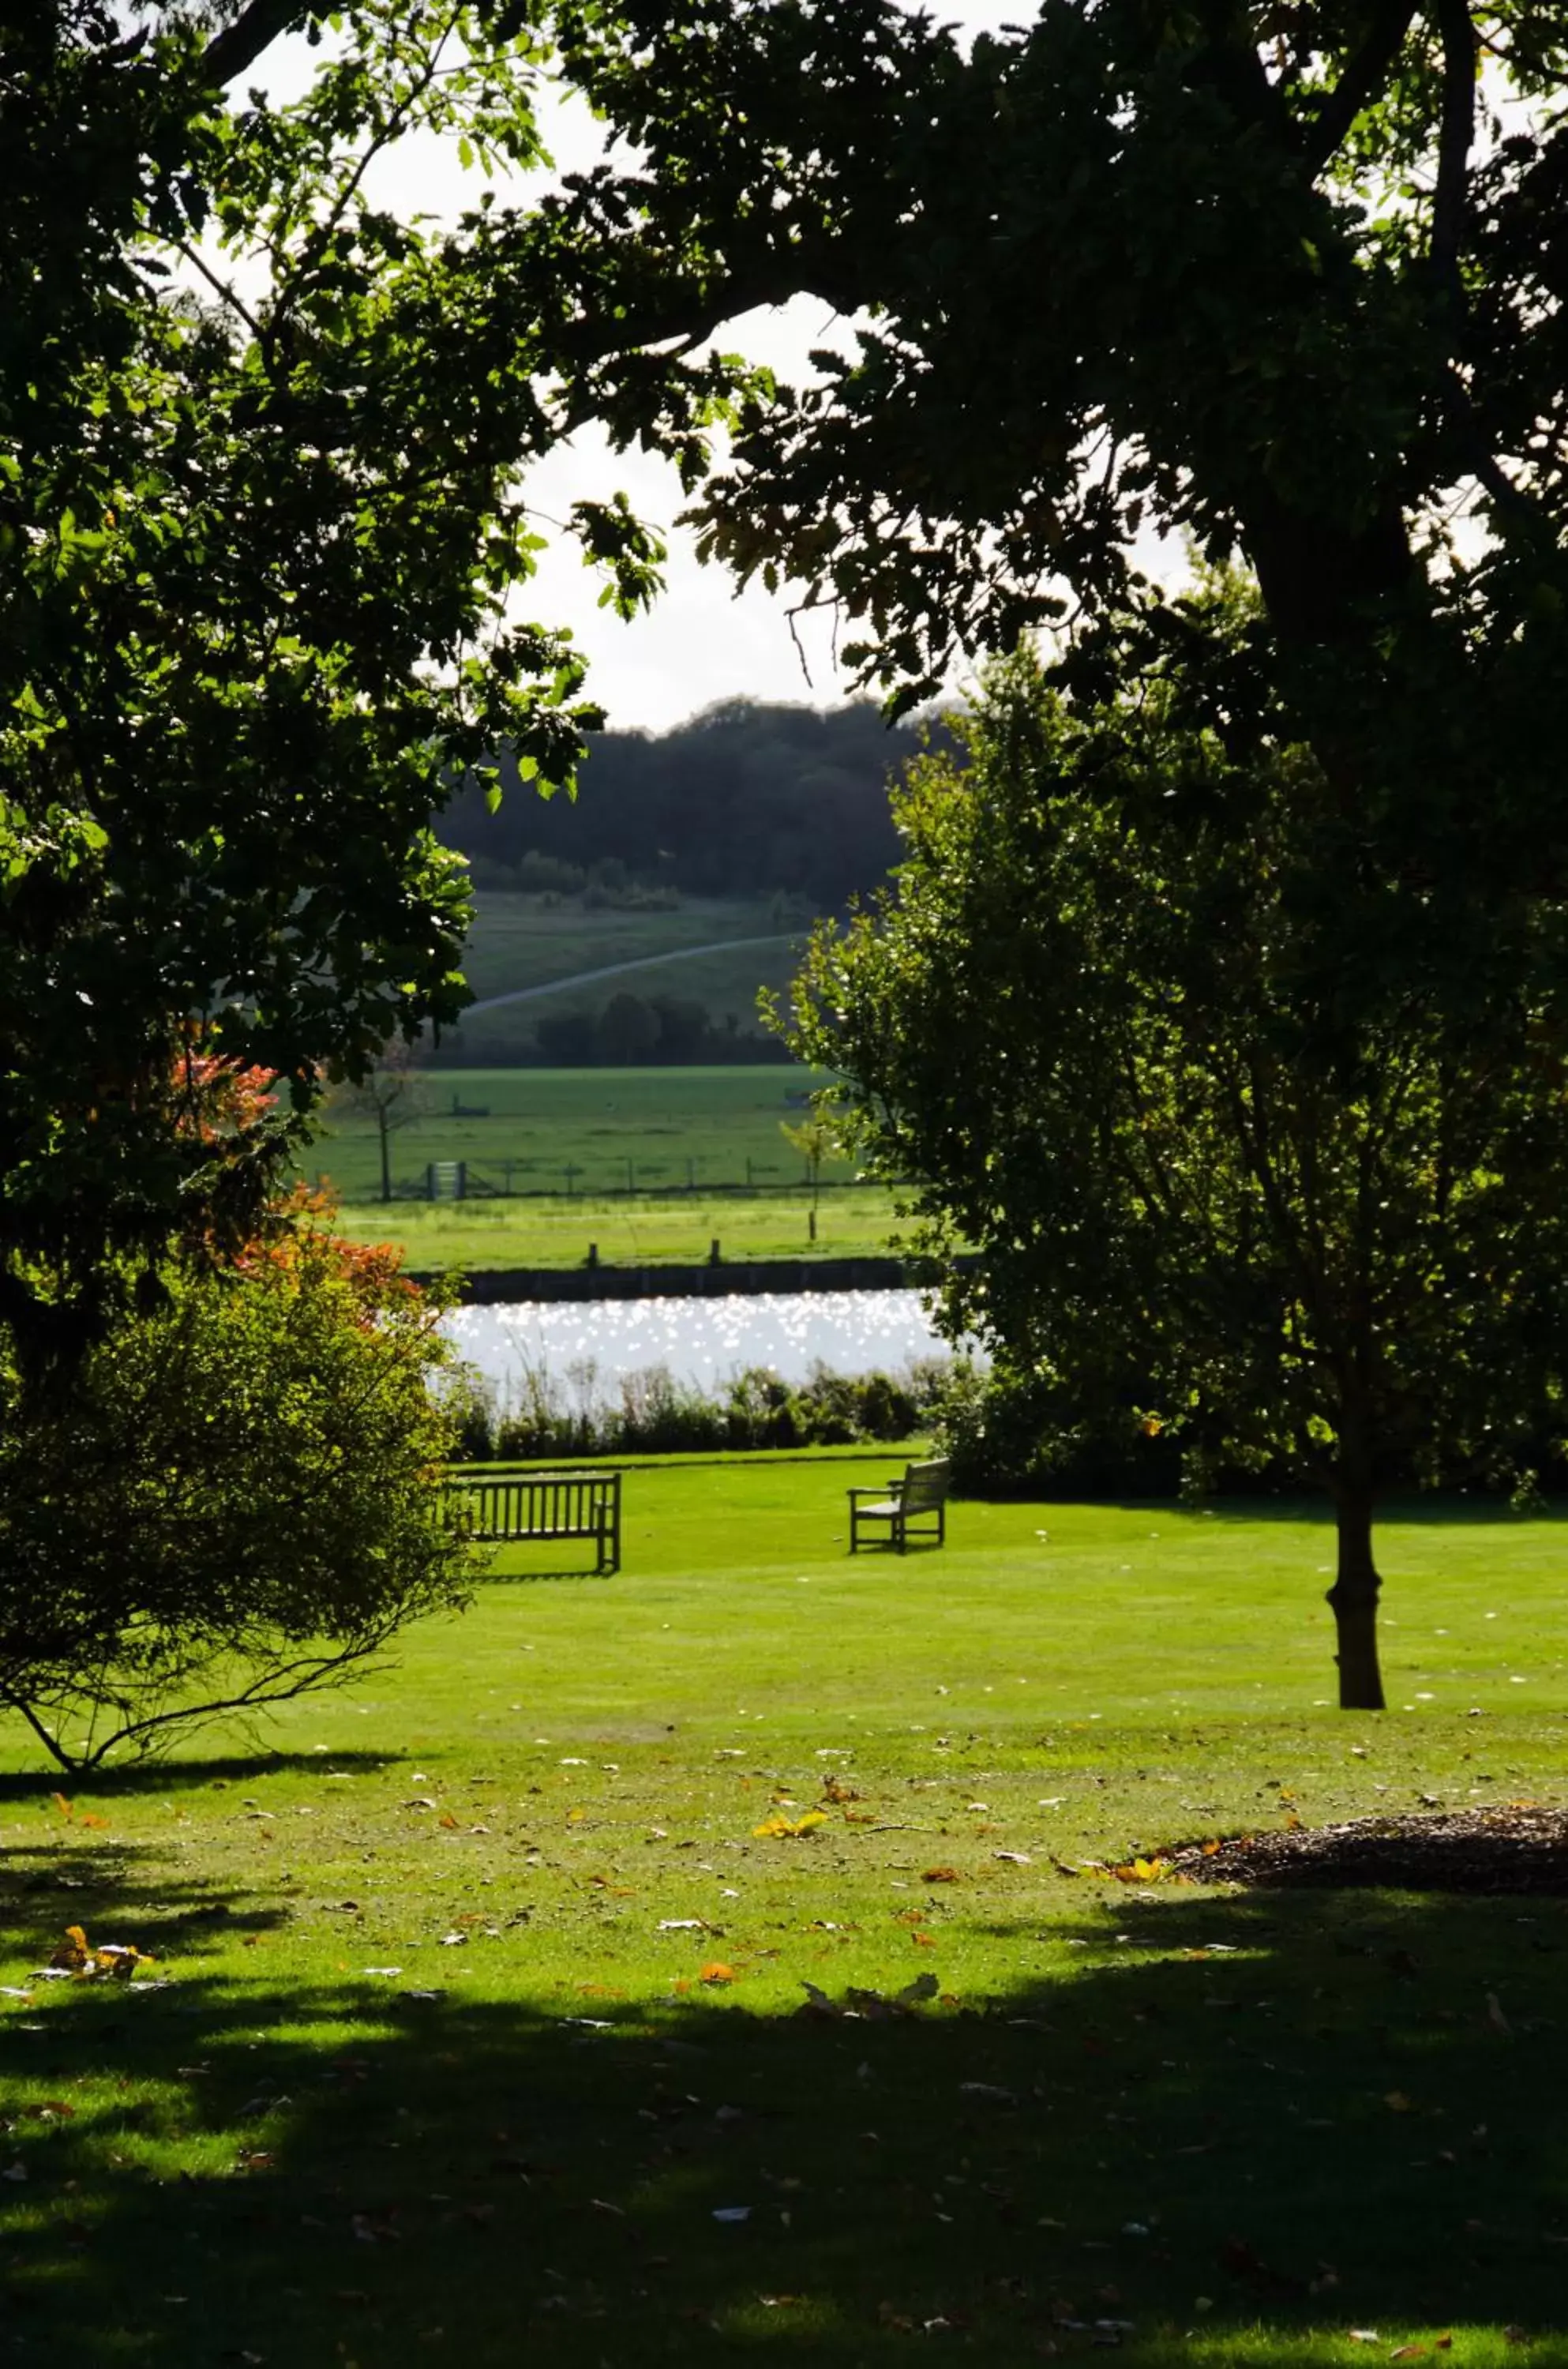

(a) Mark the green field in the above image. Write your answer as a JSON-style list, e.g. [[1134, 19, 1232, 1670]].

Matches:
[[3, 1469, 1567, 2365], [434, 894, 813, 1066], [309, 1064, 862, 1205], [332, 1182, 905, 1271]]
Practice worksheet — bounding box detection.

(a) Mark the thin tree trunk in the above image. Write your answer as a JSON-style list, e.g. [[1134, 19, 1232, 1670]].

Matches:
[[1326, 1480, 1386, 1710]]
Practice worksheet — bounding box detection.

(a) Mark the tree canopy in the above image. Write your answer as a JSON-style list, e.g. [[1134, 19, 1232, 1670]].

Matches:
[[0, 1, 702, 1350], [532, 2, 1568, 1010], [787, 639, 1568, 1708], [441, 697, 917, 905]]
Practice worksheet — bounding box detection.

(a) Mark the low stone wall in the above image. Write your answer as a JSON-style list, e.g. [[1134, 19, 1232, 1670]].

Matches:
[[417, 1255, 936, 1305]]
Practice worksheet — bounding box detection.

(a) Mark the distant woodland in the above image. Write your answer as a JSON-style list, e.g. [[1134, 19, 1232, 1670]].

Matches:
[[441, 697, 926, 905]]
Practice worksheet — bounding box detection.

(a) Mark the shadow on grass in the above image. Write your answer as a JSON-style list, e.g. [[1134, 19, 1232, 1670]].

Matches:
[[475, 1562, 621, 1584], [2, 1872, 1564, 2365], [0, 1749, 404, 1806], [1188, 1492, 1568, 1530]]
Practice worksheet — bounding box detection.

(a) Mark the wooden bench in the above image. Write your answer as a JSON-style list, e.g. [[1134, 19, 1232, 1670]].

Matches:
[[847, 1458, 951, 1554], [446, 1466, 622, 1574]]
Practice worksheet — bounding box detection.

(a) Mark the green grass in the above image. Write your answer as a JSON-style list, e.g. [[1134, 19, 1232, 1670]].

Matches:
[[4, 1476, 1567, 2365], [437, 893, 812, 1065], [308, 1064, 864, 1211], [329, 1183, 904, 1271]]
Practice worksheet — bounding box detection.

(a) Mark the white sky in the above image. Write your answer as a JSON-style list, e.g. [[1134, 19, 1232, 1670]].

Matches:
[[251, 3, 1037, 731]]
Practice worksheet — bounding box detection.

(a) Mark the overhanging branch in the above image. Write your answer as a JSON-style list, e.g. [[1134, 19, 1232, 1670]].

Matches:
[[1301, 0, 1420, 175], [197, 0, 314, 89], [1429, 0, 1476, 297]]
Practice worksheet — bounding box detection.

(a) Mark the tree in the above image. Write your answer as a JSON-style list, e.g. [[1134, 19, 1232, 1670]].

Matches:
[[338, 1042, 432, 1205], [1, 2, 711, 1357], [780, 1113, 837, 1240], [786, 643, 1568, 1710], [532, 2, 1568, 1013], [0, 1211, 480, 1772]]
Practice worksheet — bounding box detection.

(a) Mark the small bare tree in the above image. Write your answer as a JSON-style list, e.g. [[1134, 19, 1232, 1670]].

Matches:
[[342, 1041, 430, 1203], [780, 1113, 839, 1242]]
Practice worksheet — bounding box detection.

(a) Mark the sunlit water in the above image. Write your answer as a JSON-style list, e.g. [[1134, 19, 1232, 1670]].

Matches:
[[442, 1288, 977, 1407]]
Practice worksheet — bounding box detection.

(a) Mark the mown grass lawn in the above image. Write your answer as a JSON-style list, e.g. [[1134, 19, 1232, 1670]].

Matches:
[[3, 1464, 1567, 2366]]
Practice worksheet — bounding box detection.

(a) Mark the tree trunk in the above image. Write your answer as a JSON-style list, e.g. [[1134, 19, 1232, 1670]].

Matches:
[[1326, 1481, 1386, 1710]]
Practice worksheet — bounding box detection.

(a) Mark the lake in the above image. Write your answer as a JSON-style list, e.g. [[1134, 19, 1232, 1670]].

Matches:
[[442, 1286, 974, 1406]]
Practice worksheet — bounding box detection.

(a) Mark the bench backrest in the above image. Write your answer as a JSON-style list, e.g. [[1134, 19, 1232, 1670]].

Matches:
[[900, 1459, 951, 1510], [446, 1467, 617, 1539]]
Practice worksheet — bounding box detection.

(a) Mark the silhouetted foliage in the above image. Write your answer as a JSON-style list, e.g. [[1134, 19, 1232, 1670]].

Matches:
[[443, 699, 935, 905]]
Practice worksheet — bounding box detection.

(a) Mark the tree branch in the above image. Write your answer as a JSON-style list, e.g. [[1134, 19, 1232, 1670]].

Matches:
[[1429, 0, 1476, 298], [197, 0, 315, 89], [1301, 0, 1420, 175]]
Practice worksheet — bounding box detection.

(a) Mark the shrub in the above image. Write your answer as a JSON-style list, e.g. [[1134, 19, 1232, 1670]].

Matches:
[[451, 1357, 947, 1460], [930, 1358, 1184, 1498], [0, 1229, 480, 1771]]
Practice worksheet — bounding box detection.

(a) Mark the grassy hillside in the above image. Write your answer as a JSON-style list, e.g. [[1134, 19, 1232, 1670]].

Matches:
[[433, 892, 816, 1066]]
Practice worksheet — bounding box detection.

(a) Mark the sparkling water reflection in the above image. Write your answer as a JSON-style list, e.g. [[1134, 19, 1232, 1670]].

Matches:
[[443, 1288, 976, 1405]]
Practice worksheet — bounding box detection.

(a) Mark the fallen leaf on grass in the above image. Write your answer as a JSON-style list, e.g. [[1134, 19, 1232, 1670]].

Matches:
[[438, 1813, 460, 1830], [1347, 2333, 1381, 2346], [921, 1867, 961, 1885], [801, 1974, 937, 2020], [47, 1926, 154, 1981], [995, 1851, 1032, 1865], [700, 1962, 737, 1985], [753, 1812, 827, 1840], [1112, 1858, 1167, 1884], [1388, 2348, 1428, 2360], [759, 2294, 803, 2309]]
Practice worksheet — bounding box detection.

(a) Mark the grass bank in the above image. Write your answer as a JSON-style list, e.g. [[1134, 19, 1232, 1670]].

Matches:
[[2, 1470, 1566, 2363], [330, 1182, 905, 1272]]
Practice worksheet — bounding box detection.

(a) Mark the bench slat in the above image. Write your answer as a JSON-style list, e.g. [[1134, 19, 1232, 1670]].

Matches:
[[445, 1466, 622, 1575]]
